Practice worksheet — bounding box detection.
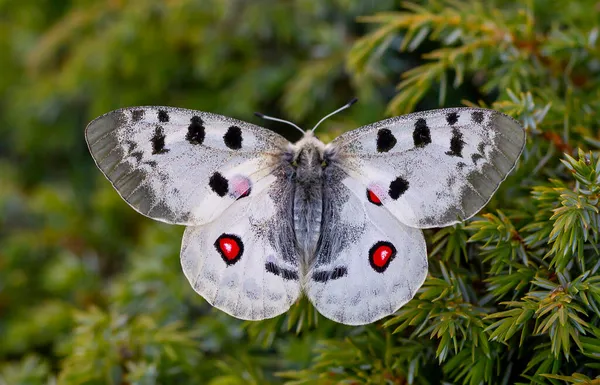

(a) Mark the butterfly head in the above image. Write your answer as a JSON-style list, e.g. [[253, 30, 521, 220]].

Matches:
[[291, 132, 326, 171]]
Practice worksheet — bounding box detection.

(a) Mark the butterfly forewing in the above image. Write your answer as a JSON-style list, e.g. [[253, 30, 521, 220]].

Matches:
[[329, 107, 525, 228], [85, 106, 289, 225]]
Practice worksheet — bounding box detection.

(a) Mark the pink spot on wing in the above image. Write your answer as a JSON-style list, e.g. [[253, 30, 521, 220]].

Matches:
[[229, 175, 252, 199]]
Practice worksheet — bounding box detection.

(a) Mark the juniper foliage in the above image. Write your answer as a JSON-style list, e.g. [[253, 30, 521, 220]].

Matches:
[[1, 1, 599, 384]]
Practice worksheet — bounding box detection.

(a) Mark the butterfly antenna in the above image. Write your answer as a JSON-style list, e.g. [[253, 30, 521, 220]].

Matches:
[[311, 97, 358, 133], [254, 112, 305, 135]]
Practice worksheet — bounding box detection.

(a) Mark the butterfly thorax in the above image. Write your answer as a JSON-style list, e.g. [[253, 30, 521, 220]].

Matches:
[[290, 133, 326, 261]]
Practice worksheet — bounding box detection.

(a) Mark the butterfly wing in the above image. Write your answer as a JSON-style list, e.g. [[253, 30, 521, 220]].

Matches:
[[85, 106, 289, 225], [305, 166, 427, 325], [306, 108, 524, 324], [181, 165, 301, 320], [87, 106, 300, 319], [328, 108, 525, 228]]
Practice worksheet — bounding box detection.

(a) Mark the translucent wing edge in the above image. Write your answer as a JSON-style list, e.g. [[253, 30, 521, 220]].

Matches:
[[85, 109, 180, 224], [431, 111, 526, 227]]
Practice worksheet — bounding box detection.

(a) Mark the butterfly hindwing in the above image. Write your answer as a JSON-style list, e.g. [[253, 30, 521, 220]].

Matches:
[[180, 164, 301, 320], [329, 107, 525, 228], [85, 106, 288, 225], [305, 166, 428, 325]]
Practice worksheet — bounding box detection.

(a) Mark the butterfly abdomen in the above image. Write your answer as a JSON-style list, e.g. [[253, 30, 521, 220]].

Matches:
[[293, 181, 323, 260], [291, 134, 326, 260]]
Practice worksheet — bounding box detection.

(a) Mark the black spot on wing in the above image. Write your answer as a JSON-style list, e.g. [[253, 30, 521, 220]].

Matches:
[[471, 153, 484, 164], [376, 128, 397, 152], [224, 126, 243, 150], [281, 268, 299, 281], [124, 141, 144, 163], [312, 271, 328, 283], [158, 109, 169, 123], [209, 172, 228, 197], [131, 109, 144, 122], [130, 151, 143, 162], [312, 267, 348, 283], [151, 126, 169, 154], [471, 111, 484, 124], [186, 116, 205, 145], [388, 176, 409, 200], [446, 128, 465, 157], [330, 267, 347, 280], [413, 118, 431, 147], [446, 112, 459, 125], [265, 261, 278, 275], [265, 262, 299, 280], [471, 141, 488, 164]]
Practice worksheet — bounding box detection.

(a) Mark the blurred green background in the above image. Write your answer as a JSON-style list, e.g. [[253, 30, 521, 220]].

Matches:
[[2, 0, 600, 384]]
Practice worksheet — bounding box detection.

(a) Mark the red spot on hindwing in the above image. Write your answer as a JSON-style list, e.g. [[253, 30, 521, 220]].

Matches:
[[369, 241, 397, 273], [219, 238, 239, 259], [373, 246, 392, 267], [214, 234, 243, 265], [367, 189, 382, 206]]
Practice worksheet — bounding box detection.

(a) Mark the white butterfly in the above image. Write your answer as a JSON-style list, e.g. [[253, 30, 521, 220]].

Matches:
[[85, 101, 525, 325]]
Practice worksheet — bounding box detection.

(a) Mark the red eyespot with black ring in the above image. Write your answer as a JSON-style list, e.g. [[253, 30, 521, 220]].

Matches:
[[214, 234, 244, 265], [368, 241, 396, 273]]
